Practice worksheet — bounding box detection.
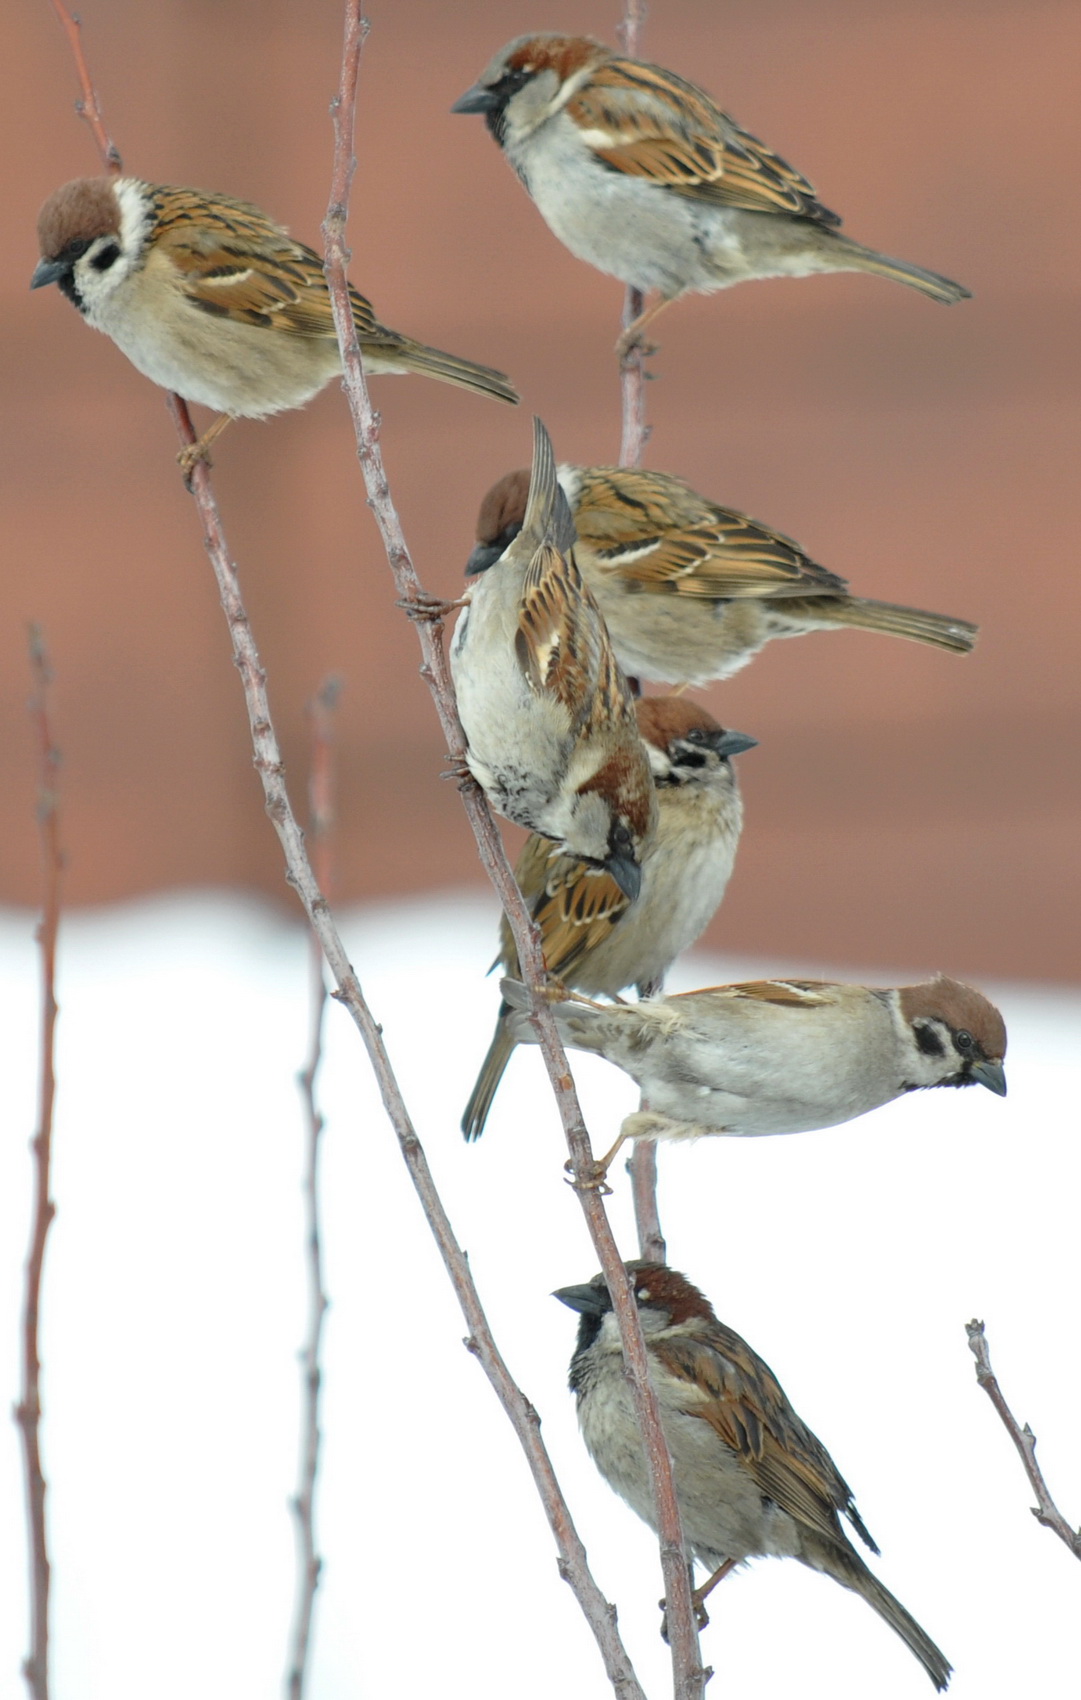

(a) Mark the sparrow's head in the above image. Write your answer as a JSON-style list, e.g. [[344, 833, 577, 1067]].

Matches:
[[898, 976, 1007, 1096], [467, 466, 531, 576], [555, 1262, 716, 1357], [452, 34, 610, 146], [32, 176, 148, 314], [636, 697, 757, 790]]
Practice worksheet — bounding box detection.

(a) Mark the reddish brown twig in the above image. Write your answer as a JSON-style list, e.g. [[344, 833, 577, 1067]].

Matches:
[[966, 1320, 1081, 1560], [629, 1142, 667, 1265], [616, 1, 652, 468], [47, 0, 122, 172], [286, 677, 342, 1700], [16, 626, 65, 1700], [324, 9, 703, 1694]]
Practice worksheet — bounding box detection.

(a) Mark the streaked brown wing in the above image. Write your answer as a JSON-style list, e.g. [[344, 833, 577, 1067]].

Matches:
[[515, 544, 605, 728], [151, 185, 380, 339], [568, 62, 839, 225], [653, 1331, 855, 1547], [669, 980, 836, 1007]]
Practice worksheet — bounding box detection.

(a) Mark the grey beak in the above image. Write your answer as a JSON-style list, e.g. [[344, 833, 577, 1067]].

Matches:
[[606, 855, 642, 904], [465, 540, 505, 577], [553, 1283, 606, 1316], [971, 1059, 1007, 1097], [31, 257, 68, 290], [451, 84, 500, 115], [712, 729, 758, 759]]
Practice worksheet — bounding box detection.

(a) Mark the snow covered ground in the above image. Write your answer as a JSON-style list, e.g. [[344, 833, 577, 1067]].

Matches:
[[1, 891, 1078, 1700]]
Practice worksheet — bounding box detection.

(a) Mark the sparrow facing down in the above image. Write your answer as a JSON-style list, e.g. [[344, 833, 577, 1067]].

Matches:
[[452, 417, 657, 898], [503, 973, 1006, 1154], [461, 697, 756, 1140], [453, 35, 969, 348], [32, 177, 518, 449], [468, 464, 977, 687], [555, 1262, 952, 1689]]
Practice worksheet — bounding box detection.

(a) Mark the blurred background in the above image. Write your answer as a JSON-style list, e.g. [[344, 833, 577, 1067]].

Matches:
[[5, 0, 1079, 981]]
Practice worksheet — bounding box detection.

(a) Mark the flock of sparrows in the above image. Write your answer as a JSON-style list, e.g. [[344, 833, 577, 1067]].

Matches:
[[33, 27, 1007, 1691]]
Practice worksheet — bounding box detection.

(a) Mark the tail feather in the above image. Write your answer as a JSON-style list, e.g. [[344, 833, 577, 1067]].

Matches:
[[522, 417, 577, 553], [500, 977, 608, 1053], [367, 333, 519, 404], [782, 594, 978, 655], [825, 234, 971, 305], [461, 1015, 516, 1142], [815, 1545, 952, 1691]]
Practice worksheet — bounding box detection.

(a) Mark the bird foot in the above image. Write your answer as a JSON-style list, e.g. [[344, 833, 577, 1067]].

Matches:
[[563, 1158, 614, 1196], [397, 592, 467, 624], [440, 755, 477, 788], [616, 328, 660, 362]]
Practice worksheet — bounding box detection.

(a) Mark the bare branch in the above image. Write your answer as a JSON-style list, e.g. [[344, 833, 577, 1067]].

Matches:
[[616, 0, 652, 468], [16, 626, 64, 1700], [167, 391, 649, 1700], [628, 1143, 666, 1265], [323, 9, 703, 1693], [286, 677, 342, 1700], [966, 1320, 1081, 1560], [47, 0, 122, 172]]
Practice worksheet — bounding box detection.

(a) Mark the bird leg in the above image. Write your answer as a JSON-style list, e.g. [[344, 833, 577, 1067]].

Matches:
[[615, 293, 675, 359], [564, 1128, 627, 1193], [177, 411, 234, 473], [660, 1558, 737, 1639], [397, 592, 469, 624]]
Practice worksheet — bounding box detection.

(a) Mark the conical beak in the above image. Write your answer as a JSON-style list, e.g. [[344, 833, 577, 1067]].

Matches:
[[553, 1283, 606, 1316], [712, 729, 758, 759], [971, 1058, 1007, 1097], [452, 84, 500, 115], [606, 855, 641, 903], [31, 257, 68, 290]]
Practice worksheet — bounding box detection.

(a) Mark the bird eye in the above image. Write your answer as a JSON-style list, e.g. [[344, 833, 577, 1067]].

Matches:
[[684, 728, 708, 744], [91, 242, 121, 272], [954, 1029, 975, 1054]]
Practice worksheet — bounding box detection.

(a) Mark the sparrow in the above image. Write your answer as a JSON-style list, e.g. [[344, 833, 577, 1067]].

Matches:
[[468, 464, 978, 687], [32, 176, 518, 459], [453, 35, 969, 349], [461, 697, 756, 1140], [452, 416, 657, 899], [555, 1262, 952, 1689], [503, 973, 1006, 1162]]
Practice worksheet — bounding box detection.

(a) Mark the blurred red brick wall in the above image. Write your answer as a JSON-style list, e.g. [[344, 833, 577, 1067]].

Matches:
[[4, 0, 1079, 980]]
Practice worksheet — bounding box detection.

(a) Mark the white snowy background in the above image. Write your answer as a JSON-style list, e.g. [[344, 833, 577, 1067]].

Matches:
[[1, 890, 1078, 1699]]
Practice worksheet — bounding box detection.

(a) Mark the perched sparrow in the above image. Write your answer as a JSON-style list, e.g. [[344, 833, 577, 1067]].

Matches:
[[555, 1262, 952, 1690], [32, 177, 518, 456], [468, 464, 977, 686], [462, 697, 756, 1140], [452, 417, 656, 898], [503, 973, 1006, 1158], [453, 36, 969, 348]]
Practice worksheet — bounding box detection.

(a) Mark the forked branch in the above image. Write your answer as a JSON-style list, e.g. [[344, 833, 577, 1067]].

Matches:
[[324, 7, 703, 1694], [966, 1320, 1081, 1560]]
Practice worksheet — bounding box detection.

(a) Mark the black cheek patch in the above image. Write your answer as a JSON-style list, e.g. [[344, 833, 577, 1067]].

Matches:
[[913, 1023, 946, 1058]]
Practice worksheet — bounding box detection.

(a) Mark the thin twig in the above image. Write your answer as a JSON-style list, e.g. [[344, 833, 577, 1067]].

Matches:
[[617, 1, 665, 1269], [47, 0, 122, 171], [628, 1144, 666, 1265], [167, 392, 648, 1700], [966, 1320, 1081, 1560], [616, 0, 652, 469], [16, 626, 64, 1700], [324, 9, 703, 1694], [286, 677, 341, 1700]]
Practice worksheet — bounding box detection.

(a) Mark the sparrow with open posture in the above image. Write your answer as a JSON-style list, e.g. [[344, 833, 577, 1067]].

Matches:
[[462, 697, 756, 1140], [453, 35, 969, 348], [555, 1263, 952, 1689], [504, 973, 1006, 1160], [32, 176, 518, 458], [469, 464, 977, 686], [452, 417, 656, 899]]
